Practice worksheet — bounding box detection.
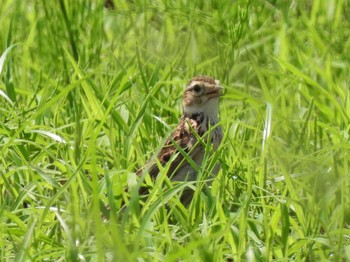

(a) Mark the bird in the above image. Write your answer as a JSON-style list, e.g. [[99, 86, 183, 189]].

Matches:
[[135, 76, 224, 205]]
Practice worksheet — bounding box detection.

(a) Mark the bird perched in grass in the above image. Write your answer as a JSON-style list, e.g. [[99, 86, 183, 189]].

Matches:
[[136, 76, 224, 205]]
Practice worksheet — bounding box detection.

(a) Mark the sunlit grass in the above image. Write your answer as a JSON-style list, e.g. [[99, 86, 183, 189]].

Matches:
[[0, 0, 349, 261]]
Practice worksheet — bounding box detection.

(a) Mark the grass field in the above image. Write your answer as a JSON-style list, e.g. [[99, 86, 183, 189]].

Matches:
[[1, 0, 350, 261]]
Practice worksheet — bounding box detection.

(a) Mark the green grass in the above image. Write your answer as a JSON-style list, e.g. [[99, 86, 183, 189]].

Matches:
[[1, 0, 350, 261]]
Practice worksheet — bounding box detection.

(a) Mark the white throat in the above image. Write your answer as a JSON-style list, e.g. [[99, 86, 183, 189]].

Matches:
[[183, 98, 219, 121]]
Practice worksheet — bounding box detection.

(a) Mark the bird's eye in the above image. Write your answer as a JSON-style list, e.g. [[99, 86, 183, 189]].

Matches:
[[192, 85, 202, 93]]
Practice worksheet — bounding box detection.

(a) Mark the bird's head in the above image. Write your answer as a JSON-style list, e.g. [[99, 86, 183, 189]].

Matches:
[[182, 76, 223, 118]]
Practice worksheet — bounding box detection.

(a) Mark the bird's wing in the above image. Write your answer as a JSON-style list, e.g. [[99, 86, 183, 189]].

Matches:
[[136, 116, 203, 193]]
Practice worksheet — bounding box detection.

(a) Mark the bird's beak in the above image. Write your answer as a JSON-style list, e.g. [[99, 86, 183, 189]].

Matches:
[[207, 86, 224, 98]]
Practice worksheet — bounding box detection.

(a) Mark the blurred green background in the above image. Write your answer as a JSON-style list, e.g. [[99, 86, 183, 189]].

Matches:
[[0, 0, 349, 261]]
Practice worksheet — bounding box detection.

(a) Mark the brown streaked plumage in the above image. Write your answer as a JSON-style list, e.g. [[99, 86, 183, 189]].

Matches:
[[136, 76, 223, 204]]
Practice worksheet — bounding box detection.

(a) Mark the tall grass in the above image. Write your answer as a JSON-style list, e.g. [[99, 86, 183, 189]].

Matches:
[[1, 0, 349, 261]]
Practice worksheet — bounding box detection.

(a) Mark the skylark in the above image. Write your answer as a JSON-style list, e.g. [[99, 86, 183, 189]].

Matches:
[[136, 76, 223, 204]]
